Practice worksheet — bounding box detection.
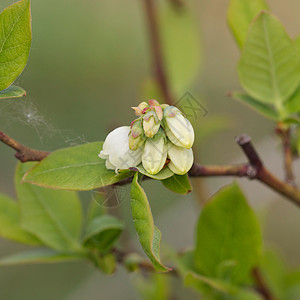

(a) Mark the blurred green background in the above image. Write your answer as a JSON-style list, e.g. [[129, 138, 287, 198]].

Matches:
[[1, 0, 300, 299]]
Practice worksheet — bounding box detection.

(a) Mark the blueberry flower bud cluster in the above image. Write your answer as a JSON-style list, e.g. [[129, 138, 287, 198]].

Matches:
[[99, 100, 194, 175]]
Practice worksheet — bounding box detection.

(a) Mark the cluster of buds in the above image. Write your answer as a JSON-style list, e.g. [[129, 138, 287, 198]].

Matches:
[[99, 100, 194, 175]]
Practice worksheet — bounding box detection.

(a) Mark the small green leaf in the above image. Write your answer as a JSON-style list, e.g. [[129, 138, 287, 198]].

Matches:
[[161, 174, 192, 194], [130, 172, 170, 272], [0, 85, 26, 100], [0, 249, 83, 266], [97, 253, 116, 274], [89, 252, 116, 274], [82, 215, 124, 252], [227, 0, 268, 49], [0, 193, 41, 245], [16, 162, 83, 252], [195, 182, 262, 284], [0, 0, 32, 91], [159, 4, 201, 94], [238, 12, 300, 106], [137, 164, 173, 180], [23, 142, 133, 190], [231, 92, 279, 120]]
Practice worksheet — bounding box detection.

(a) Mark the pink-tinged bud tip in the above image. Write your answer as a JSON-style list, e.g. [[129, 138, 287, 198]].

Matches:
[[153, 106, 163, 120], [164, 106, 177, 118], [148, 99, 160, 107], [131, 107, 142, 116]]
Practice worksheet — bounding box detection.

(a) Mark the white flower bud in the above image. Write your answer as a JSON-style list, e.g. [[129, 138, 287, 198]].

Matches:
[[143, 111, 160, 138], [164, 106, 194, 149], [167, 143, 193, 175], [142, 130, 167, 175], [99, 126, 142, 173]]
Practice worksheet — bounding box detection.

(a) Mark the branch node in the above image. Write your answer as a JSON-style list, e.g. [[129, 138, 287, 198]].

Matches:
[[235, 133, 251, 145], [246, 165, 257, 178]]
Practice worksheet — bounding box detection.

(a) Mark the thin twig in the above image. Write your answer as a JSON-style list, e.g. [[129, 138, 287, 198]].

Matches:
[[252, 267, 276, 300], [143, 0, 175, 105], [275, 123, 296, 185], [0, 130, 49, 162]]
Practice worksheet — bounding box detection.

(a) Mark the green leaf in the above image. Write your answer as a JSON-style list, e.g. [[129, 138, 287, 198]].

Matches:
[[185, 271, 263, 300], [130, 172, 170, 272], [184, 271, 236, 295], [195, 182, 262, 284], [238, 12, 300, 107], [231, 92, 279, 120], [0, 85, 26, 100], [0, 249, 83, 266], [0, 0, 32, 91], [23, 142, 133, 191], [159, 4, 201, 94], [161, 174, 192, 194], [0, 193, 41, 245], [227, 0, 268, 49], [284, 85, 300, 114], [137, 164, 173, 180], [82, 215, 124, 252], [16, 162, 83, 252]]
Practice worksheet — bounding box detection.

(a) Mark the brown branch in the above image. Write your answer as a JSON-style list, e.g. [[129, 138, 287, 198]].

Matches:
[[275, 123, 296, 185], [0, 130, 49, 162], [252, 267, 276, 300], [143, 0, 175, 105], [189, 134, 300, 207]]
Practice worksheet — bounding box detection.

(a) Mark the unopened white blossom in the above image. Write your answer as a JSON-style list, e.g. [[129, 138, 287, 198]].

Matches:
[[143, 111, 160, 138], [142, 130, 167, 175], [164, 106, 194, 149], [99, 126, 142, 173], [167, 143, 194, 175]]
